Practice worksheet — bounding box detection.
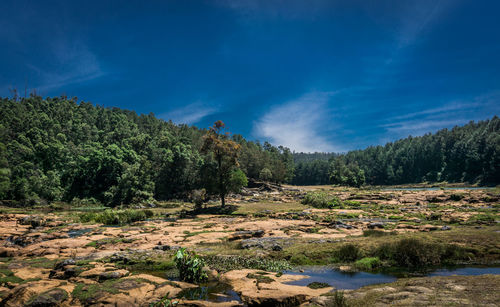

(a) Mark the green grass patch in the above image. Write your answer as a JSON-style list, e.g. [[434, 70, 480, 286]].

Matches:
[[204, 255, 291, 272], [246, 272, 274, 284], [354, 257, 381, 270], [0, 269, 23, 285], [72, 280, 121, 303]]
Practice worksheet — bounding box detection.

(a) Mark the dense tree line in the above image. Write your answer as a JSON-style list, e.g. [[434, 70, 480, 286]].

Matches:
[[294, 117, 499, 186], [0, 96, 497, 203], [0, 96, 294, 204], [290, 153, 337, 185], [341, 117, 499, 185]]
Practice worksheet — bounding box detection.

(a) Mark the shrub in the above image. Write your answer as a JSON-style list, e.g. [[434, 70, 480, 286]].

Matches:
[[174, 248, 207, 283], [354, 257, 381, 270], [335, 244, 361, 262], [259, 168, 273, 181], [204, 255, 291, 272], [301, 192, 342, 209], [79, 209, 153, 225], [375, 243, 394, 260], [470, 213, 496, 224], [391, 238, 441, 268], [191, 189, 206, 210]]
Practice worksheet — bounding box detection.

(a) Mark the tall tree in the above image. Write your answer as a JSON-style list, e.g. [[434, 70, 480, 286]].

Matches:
[[201, 121, 242, 207]]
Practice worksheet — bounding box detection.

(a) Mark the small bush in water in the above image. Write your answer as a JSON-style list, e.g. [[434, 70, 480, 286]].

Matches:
[[174, 248, 208, 283]]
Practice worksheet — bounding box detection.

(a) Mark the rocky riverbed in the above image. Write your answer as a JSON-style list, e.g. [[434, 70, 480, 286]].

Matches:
[[0, 186, 498, 306]]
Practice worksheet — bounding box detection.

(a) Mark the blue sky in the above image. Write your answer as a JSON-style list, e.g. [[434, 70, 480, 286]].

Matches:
[[1, 0, 499, 152]]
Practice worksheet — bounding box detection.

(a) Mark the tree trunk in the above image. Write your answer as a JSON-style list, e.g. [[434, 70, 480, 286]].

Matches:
[[217, 154, 225, 207]]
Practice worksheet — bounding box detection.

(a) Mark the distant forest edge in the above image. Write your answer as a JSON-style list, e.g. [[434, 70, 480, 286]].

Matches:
[[292, 117, 499, 186], [0, 96, 498, 205]]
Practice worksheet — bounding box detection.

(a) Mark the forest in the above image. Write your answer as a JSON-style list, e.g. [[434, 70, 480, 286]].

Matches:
[[0, 96, 498, 205], [293, 117, 499, 186], [0, 96, 293, 205]]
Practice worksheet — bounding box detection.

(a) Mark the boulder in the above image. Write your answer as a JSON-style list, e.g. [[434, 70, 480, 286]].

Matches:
[[98, 270, 129, 281], [26, 288, 68, 307], [228, 230, 265, 241], [17, 215, 45, 228], [368, 222, 385, 229], [222, 269, 332, 307]]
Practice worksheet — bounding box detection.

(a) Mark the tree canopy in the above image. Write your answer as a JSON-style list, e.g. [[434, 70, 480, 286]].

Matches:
[[293, 117, 499, 186], [0, 96, 293, 205], [0, 96, 497, 206], [201, 121, 244, 207]]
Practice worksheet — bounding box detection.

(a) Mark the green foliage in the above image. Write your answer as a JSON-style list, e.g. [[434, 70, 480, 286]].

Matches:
[[469, 213, 496, 224], [203, 255, 291, 272], [301, 192, 342, 209], [174, 248, 208, 283], [72, 280, 121, 303], [292, 158, 332, 185], [0, 269, 23, 285], [246, 272, 274, 284], [191, 189, 206, 210], [201, 121, 242, 207], [229, 168, 248, 193], [259, 168, 273, 181], [80, 209, 154, 225], [0, 97, 293, 204], [307, 281, 331, 289], [376, 238, 442, 268], [0, 143, 10, 199], [354, 257, 381, 270], [329, 159, 365, 187], [149, 294, 178, 307], [335, 244, 361, 262], [294, 117, 499, 185]]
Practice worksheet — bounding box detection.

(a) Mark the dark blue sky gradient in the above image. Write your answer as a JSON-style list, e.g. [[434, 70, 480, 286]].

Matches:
[[1, 0, 499, 152]]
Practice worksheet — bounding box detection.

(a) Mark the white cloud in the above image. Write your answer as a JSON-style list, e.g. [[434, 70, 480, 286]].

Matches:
[[253, 92, 339, 153], [160, 101, 219, 125], [26, 41, 105, 94], [380, 91, 500, 137]]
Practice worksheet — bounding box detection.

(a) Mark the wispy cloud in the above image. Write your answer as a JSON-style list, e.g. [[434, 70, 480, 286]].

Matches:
[[215, 0, 330, 20], [160, 101, 219, 124], [395, 0, 448, 49], [253, 91, 339, 153], [26, 41, 105, 94], [381, 91, 500, 137]]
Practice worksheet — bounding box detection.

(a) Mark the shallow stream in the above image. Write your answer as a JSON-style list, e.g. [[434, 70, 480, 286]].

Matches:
[[171, 266, 500, 303], [283, 266, 500, 290]]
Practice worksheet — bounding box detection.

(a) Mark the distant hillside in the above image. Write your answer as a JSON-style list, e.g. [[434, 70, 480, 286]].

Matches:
[[0, 96, 293, 204], [293, 117, 499, 186]]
